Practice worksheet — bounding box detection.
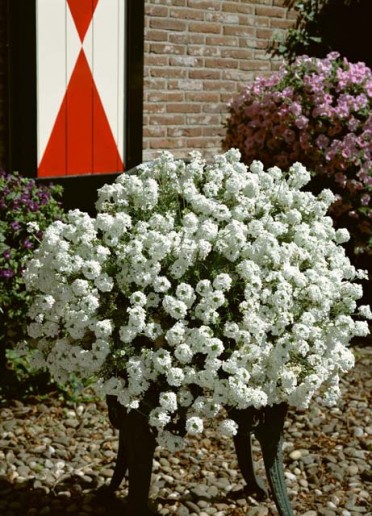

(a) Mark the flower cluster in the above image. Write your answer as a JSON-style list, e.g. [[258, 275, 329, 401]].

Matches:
[[23, 150, 371, 450], [223, 53, 372, 257], [0, 170, 64, 349]]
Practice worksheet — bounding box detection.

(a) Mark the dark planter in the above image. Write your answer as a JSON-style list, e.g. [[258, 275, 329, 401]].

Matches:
[[98, 396, 294, 516]]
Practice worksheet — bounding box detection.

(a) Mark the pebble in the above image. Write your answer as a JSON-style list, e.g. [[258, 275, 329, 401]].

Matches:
[[0, 346, 370, 515]]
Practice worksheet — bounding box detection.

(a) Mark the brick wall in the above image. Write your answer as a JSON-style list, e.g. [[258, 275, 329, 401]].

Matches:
[[143, 0, 296, 162]]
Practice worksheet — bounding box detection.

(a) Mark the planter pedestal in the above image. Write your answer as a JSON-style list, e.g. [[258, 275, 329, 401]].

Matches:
[[98, 397, 294, 516]]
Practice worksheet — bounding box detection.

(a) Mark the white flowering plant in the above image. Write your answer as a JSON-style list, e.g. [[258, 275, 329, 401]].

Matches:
[[23, 149, 371, 450]]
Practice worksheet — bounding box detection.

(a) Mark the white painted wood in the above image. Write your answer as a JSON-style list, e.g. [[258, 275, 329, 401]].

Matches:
[[36, 0, 125, 171], [36, 0, 67, 164], [66, 4, 82, 87], [89, 0, 125, 161]]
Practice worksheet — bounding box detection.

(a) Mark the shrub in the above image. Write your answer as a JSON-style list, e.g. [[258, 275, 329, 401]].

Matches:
[[0, 171, 65, 362], [223, 53, 372, 259]]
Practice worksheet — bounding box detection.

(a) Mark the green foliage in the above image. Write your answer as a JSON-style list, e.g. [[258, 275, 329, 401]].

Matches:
[[270, 0, 360, 62], [0, 170, 65, 390]]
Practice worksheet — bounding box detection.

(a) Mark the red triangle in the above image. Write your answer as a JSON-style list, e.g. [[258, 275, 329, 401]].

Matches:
[[38, 50, 124, 177], [67, 0, 99, 42]]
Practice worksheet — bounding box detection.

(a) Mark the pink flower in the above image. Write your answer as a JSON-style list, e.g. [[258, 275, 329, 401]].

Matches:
[[316, 134, 329, 149], [223, 53, 372, 256]]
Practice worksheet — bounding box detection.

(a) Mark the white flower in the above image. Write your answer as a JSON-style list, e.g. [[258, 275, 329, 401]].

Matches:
[[82, 260, 102, 280], [163, 296, 188, 320], [166, 367, 185, 387], [287, 162, 311, 188], [149, 408, 171, 429], [166, 322, 187, 346], [335, 228, 350, 244], [358, 305, 372, 319], [23, 149, 370, 452], [156, 430, 185, 451], [94, 273, 114, 292], [218, 419, 238, 437], [186, 416, 204, 435], [159, 391, 178, 412], [153, 276, 171, 293], [26, 221, 40, 233], [174, 343, 193, 363], [213, 273, 233, 291], [130, 291, 147, 306], [153, 349, 172, 373], [93, 319, 113, 338], [176, 283, 196, 307]]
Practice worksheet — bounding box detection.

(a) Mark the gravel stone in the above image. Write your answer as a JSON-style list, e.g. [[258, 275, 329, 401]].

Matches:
[[0, 346, 370, 515]]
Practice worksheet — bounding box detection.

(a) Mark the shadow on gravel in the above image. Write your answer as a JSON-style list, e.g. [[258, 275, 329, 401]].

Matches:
[[0, 477, 252, 516], [0, 477, 131, 515]]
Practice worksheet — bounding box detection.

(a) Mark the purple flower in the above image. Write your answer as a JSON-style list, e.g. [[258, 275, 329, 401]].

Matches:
[[22, 239, 34, 250], [10, 221, 21, 231], [361, 193, 370, 206], [0, 268, 15, 279], [3, 249, 11, 260]]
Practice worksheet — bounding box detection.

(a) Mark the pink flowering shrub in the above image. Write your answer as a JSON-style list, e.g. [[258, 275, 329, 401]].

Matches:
[[223, 52, 372, 258]]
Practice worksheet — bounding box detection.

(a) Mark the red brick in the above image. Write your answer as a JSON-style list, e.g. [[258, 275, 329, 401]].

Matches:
[[186, 137, 218, 148], [150, 43, 185, 55], [145, 5, 168, 16], [144, 103, 167, 114], [167, 127, 202, 137], [270, 18, 293, 29], [149, 138, 185, 149], [222, 69, 251, 82], [169, 7, 204, 20], [223, 25, 255, 37], [167, 103, 201, 113], [169, 55, 203, 66], [202, 80, 236, 92], [205, 35, 239, 47], [188, 45, 222, 57], [254, 16, 270, 27], [186, 114, 220, 125], [144, 54, 168, 66], [205, 58, 238, 69], [188, 22, 221, 34], [202, 103, 227, 114], [256, 28, 272, 39], [150, 67, 188, 78], [150, 18, 187, 31], [150, 114, 185, 126], [221, 48, 253, 59], [202, 126, 225, 137], [148, 0, 186, 6], [221, 2, 254, 14], [147, 91, 184, 102], [239, 60, 271, 72], [168, 33, 205, 44], [188, 69, 221, 80], [187, 0, 221, 10], [168, 79, 204, 91], [143, 126, 167, 138], [185, 91, 220, 103], [144, 78, 167, 90], [145, 29, 168, 42], [255, 6, 286, 18]]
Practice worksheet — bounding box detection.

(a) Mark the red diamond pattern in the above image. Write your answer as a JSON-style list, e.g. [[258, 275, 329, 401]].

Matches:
[[38, 0, 124, 177], [67, 0, 99, 42]]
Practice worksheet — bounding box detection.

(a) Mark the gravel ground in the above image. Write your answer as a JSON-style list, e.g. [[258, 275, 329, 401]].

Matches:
[[0, 346, 370, 516]]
